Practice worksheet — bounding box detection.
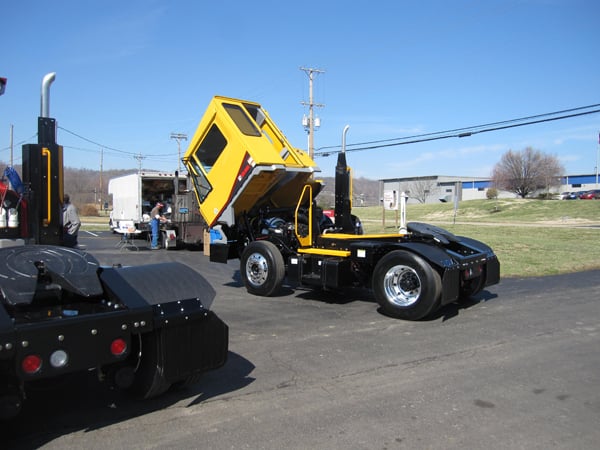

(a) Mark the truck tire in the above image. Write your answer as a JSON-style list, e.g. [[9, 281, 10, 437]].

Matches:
[[241, 240, 285, 297], [129, 330, 172, 399], [458, 274, 485, 301], [373, 250, 442, 320]]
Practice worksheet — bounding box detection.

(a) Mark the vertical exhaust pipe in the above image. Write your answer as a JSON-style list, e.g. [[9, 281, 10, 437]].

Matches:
[[334, 125, 354, 233], [40, 72, 56, 118], [25, 72, 62, 245], [38, 72, 57, 145], [341, 125, 350, 153]]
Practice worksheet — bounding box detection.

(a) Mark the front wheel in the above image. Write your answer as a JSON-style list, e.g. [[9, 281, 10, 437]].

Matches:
[[373, 250, 441, 320], [240, 240, 285, 297]]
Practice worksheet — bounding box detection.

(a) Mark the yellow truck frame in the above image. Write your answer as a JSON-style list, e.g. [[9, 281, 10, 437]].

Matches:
[[183, 96, 500, 320]]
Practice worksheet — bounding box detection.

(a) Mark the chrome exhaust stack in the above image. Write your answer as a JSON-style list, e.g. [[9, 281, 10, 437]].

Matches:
[[40, 72, 56, 118]]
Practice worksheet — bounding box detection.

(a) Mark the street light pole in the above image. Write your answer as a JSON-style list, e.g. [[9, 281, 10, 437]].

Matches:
[[596, 131, 600, 189], [170, 133, 188, 174]]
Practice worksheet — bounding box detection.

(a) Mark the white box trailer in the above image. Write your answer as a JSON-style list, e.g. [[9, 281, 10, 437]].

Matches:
[[108, 171, 205, 248], [109, 171, 174, 230]]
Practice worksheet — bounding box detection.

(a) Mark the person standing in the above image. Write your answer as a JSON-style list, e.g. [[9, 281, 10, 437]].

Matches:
[[150, 201, 165, 249], [63, 194, 81, 248]]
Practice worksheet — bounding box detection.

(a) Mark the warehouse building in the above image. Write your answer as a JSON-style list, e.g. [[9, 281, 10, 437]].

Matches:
[[379, 173, 599, 205]]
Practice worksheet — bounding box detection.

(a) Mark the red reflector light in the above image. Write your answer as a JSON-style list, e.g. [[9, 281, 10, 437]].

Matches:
[[22, 355, 42, 374], [110, 338, 127, 356]]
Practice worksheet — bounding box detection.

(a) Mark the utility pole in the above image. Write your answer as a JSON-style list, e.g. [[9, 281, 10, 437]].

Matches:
[[596, 131, 599, 187], [170, 132, 188, 173], [134, 153, 146, 174], [99, 147, 103, 211], [9, 124, 13, 167], [300, 67, 324, 159]]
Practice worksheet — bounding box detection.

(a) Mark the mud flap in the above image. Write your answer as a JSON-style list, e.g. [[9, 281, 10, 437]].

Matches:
[[154, 309, 228, 384]]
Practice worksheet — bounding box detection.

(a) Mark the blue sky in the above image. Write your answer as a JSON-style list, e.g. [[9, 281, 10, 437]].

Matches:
[[1, 0, 599, 180]]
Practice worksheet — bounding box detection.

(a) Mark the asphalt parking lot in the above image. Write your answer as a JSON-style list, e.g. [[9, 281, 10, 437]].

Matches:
[[4, 231, 600, 449]]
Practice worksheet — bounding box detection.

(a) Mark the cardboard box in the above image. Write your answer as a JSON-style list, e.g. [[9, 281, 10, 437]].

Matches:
[[203, 229, 210, 256]]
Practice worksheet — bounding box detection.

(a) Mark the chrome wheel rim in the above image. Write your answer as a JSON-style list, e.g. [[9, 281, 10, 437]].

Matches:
[[246, 252, 268, 287], [383, 265, 421, 307]]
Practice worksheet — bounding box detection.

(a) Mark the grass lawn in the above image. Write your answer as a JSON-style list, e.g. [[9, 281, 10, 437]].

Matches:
[[360, 198, 600, 278]]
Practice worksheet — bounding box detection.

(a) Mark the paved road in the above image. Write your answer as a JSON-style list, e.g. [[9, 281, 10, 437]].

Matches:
[[4, 231, 600, 449]]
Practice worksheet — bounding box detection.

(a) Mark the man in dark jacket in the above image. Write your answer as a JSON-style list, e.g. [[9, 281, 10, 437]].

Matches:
[[63, 194, 81, 248]]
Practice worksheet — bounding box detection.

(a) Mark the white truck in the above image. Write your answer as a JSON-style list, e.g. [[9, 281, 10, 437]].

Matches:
[[108, 171, 205, 248]]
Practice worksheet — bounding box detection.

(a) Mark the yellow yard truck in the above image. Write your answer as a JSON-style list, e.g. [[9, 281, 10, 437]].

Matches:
[[183, 96, 500, 321]]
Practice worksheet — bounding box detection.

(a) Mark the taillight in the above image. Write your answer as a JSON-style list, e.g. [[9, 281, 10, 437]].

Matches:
[[22, 355, 42, 374], [463, 265, 483, 280], [110, 338, 127, 356]]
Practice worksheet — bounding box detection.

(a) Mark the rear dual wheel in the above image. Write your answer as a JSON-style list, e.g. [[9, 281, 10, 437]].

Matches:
[[373, 250, 442, 320]]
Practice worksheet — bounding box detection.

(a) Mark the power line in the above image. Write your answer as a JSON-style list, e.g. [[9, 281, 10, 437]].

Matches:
[[10, 103, 599, 163], [315, 103, 600, 156], [58, 126, 135, 155], [57, 126, 175, 158], [0, 133, 38, 153], [320, 103, 600, 150]]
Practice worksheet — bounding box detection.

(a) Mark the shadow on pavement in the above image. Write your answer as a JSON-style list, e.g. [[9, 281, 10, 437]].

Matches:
[[2, 351, 255, 449]]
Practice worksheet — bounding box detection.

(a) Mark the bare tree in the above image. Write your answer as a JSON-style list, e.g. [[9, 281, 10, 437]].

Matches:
[[491, 147, 564, 198], [407, 178, 438, 204]]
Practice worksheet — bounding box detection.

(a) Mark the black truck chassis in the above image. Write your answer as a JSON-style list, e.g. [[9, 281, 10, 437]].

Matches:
[[0, 245, 228, 419]]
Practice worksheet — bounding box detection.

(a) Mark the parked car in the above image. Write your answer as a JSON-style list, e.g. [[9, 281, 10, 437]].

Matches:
[[579, 189, 600, 199], [560, 191, 579, 200]]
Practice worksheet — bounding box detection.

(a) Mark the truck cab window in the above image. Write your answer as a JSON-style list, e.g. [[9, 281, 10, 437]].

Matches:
[[223, 103, 261, 137], [242, 103, 267, 127], [195, 124, 228, 173], [188, 158, 212, 203]]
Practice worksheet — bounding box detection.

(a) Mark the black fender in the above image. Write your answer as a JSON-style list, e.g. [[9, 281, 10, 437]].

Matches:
[[455, 235, 501, 287], [99, 262, 228, 383], [99, 262, 217, 315], [349, 240, 462, 304], [393, 242, 461, 304]]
